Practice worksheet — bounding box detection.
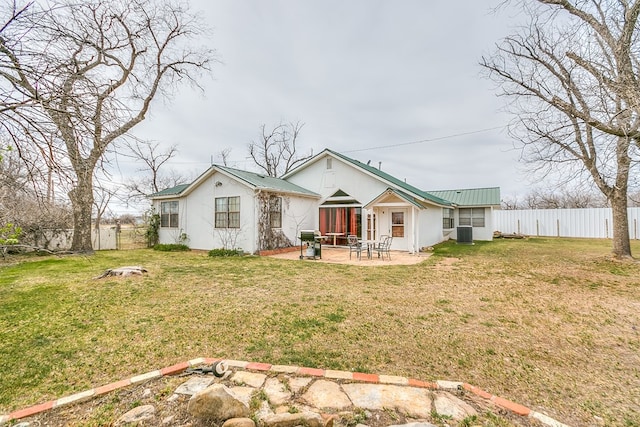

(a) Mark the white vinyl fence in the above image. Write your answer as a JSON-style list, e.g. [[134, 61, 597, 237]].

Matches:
[[27, 227, 118, 250], [493, 208, 640, 239]]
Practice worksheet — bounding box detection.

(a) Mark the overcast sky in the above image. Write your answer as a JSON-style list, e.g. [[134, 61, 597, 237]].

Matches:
[[126, 1, 533, 201]]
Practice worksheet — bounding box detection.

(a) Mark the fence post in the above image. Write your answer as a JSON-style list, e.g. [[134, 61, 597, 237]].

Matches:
[[517, 219, 521, 235], [536, 219, 539, 236], [557, 219, 560, 237], [605, 218, 609, 239]]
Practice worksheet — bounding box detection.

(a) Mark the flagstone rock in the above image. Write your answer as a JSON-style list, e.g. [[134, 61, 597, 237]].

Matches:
[[342, 384, 432, 419], [232, 371, 267, 388], [432, 392, 477, 420], [287, 376, 312, 393], [115, 404, 155, 425], [174, 377, 215, 395], [3, 363, 543, 427], [222, 417, 256, 427], [261, 411, 324, 427], [229, 386, 255, 407], [302, 380, 351, 410], [254, 399, 275, 421], [264, 377, 292, 406], [388, 423, 437, 427], [187, 384, 250, 420]]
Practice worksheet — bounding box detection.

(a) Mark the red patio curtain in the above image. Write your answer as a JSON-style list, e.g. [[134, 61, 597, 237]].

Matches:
[[349, 208, 357, 236], [319, 209, 330, 234], [335, 208, 344, 234]]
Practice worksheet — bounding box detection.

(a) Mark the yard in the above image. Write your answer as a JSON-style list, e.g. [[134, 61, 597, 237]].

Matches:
[[0, 238, 639, 426]]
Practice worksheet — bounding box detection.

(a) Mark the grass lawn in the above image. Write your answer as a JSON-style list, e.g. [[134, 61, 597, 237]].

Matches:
[[1, 238, 639, 426]]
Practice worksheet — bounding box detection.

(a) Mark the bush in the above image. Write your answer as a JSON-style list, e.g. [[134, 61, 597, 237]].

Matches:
[[153, 243, 190, 252], [0, 223, 22, 245], [208, 248, 243, 257]]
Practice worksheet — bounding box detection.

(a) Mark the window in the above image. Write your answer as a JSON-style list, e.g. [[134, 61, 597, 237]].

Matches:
[[269, 196, 282, 229], [391, 211, 404, 237], [160, 201, 179, 228], [215, 196, 240, 228], [459, 208, 485, 227], [326, 157, 332, 169], [443, 208, 454, 229]]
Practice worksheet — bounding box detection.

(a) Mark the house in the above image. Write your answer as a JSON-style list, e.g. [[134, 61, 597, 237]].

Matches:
[[149, 149, 501, 253]]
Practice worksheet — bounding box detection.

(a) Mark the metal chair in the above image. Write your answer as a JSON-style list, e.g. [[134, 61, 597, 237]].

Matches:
[[347, 234, 363, 260], [376, 236, 393, 260]]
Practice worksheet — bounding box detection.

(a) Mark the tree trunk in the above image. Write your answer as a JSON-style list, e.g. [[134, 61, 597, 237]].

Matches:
[[68, 174, 95, 253], [610, 189, 632, 259]]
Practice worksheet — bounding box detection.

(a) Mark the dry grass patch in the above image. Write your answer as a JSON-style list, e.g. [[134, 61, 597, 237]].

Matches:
[[1, 238, 639, 426]]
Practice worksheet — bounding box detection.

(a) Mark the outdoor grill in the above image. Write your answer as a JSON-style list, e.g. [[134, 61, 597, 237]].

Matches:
[[299, 230, 322, 260]]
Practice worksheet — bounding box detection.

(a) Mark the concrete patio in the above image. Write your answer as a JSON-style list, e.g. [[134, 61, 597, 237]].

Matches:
[[267, 246, 431, 266]]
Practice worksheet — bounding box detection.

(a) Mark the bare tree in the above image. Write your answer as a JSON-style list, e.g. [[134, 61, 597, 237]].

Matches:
[[0, 142, 72, 246], [217, 147, 232, 166], [0, 0, 213, 252], [93, 178, 117, 231], [482, 1, 640, 259], [120, 139, 188, 208], [523, 187, 608, 209], [248, 121, 311, 177]]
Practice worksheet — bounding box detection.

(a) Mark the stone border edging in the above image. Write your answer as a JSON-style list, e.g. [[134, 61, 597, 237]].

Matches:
[[0, 357, 570, 427]]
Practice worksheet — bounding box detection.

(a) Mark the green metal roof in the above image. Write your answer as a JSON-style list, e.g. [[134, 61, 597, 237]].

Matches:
[[150, 166, 319, 199], [326, 150, 452, 206], [215, 165, 319, 197], [428, 187, 501, 206], [148, 184, 190, 198]]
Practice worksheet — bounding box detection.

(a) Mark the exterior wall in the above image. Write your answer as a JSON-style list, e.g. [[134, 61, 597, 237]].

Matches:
[[154, 172, 319, 253], [286, 154, 392, 210], [155, 198, 188, 246], [417, 206, 448, 249], [493, 207, 640, 239], [198, 174, 257, 252], [453, 207, 495, 241], [280, 195, 317, 246], [154, 173, 257, 252], [286, 153, 461, 250]]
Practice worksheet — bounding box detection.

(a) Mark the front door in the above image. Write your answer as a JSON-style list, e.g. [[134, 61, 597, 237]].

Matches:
[[390, 209, 407, 250], [377, 208, 407, 250]]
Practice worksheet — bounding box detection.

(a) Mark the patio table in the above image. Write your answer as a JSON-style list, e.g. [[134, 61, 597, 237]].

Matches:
[[359, 240, 380, 259], [325, 232, 344, 246]]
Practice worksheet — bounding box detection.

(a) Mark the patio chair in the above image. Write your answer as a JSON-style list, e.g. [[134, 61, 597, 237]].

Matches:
[[347, 235, 363, 260], [376, 236, 393, 260], [374, 235, 388, 251]]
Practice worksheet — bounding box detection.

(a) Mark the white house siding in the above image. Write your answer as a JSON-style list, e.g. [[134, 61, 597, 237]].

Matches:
[[286, 154, 456, 251], [454, 207, 495, 241], [280, 196, 318, 246], [154, 171, 319, 253], [286, 154, 394, 214], [156, 198, 189, 246], [493, 207, 640, 239], [154, 173, 256, 252], [417, 207, 447, 249], [200, 174, 257, 251]]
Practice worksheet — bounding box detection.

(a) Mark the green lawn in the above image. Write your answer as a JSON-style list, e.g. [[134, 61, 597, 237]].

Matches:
[[1, 238, 639, 426]]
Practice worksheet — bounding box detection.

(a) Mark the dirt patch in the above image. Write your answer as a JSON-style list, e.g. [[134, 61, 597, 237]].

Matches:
[[432, 257, 460, 271]]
